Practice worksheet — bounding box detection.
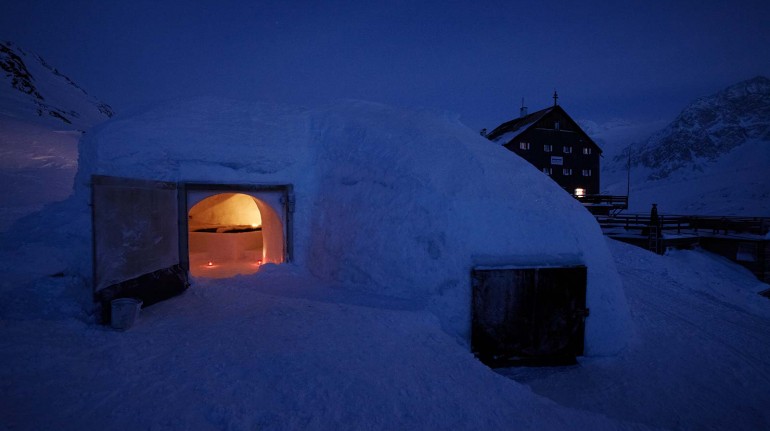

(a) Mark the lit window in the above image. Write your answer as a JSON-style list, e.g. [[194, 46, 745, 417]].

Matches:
[[542, 167, 553, 175], [582, 169, 592, 176], [563, 146, 572, 154], [563, 168, 572, 176], [583, 147, 592, 155], [519, 141, 530, 150], [574, 188, 585, 197], [543, 144, 552, 152]]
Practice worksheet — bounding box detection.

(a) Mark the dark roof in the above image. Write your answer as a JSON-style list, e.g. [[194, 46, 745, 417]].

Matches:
[[486, 107, 554, 142], [486, 105, 603, 153]]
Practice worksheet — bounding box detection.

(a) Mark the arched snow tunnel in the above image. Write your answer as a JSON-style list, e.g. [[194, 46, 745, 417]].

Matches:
[[186, 189, 289, 278]]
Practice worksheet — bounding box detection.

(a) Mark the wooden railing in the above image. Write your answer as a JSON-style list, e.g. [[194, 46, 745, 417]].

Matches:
[[596, 214, 770, 237], [597, 213, 770, 282]]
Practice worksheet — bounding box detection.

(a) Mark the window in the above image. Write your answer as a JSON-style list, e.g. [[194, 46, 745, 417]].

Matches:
[[574, 188, 585, 197], [550, 156, 563, 165], [563, 146, 572, 154], [543, 144, 552, 153], [563, 168, 572, 176], [554, 121, 560, 131], [519, 141, 530, 150], [542, 167, 553, 175], [582, 169, 592, 176], [583, 147, 592, 155]]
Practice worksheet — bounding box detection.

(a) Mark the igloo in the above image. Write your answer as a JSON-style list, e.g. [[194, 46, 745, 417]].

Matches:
[[76, 98, 632, 360]]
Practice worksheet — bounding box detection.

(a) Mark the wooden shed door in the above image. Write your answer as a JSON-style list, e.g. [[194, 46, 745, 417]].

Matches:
[[471, 266, 588, 366], [91, 175, 188, 321]]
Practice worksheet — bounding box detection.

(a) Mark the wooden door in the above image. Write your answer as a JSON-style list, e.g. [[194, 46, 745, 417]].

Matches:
[[91, 175, 188, 322], [471, 266, 588, 366]]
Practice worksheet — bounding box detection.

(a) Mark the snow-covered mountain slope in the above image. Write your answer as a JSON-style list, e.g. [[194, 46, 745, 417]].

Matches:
[[578, 118, 667, 161], [1, 41, 113, 129], [0, 41, 113, 230], [632, 76, 770, 180], [602, 76, 770, 215]]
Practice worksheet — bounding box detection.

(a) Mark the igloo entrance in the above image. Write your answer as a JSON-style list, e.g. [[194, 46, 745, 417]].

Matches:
[[188, 192, 285, 278], [184, 185, 292, 279], [91, 177, 293, 314]]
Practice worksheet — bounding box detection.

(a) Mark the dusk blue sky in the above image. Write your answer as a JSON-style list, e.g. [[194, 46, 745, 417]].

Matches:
[[3, 0, 770, 131]]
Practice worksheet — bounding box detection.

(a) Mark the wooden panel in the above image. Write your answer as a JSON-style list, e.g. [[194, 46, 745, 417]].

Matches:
[[471, 266, 587, 366], [535, 267, 587, 356], [91, 175, 185, 302], [471, 269, 536, 359]]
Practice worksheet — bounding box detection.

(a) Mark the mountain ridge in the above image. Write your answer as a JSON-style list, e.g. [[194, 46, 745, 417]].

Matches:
[[1, 41, 113, 129], [602, 76, 770, 215], [622, 76, 770, 180]]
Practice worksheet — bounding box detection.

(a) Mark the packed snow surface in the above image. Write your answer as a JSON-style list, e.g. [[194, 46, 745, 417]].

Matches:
[[2, 239, 768, 430], [0, 265, 634, 431]]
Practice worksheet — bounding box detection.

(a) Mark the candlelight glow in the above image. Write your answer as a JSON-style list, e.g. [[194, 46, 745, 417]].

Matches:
[[187, 191, 284, 278], [188, 193, 262, 231]]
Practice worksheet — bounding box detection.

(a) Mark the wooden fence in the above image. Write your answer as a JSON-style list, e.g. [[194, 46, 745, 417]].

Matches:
[[596, 214, 770, 237], [596, 213, 770, 283]]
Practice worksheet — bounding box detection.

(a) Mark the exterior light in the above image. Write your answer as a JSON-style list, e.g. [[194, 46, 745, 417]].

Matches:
[[575, 188, 585, 197]]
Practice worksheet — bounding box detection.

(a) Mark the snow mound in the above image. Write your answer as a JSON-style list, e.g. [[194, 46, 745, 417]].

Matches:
[[76, 98, 632, 354]]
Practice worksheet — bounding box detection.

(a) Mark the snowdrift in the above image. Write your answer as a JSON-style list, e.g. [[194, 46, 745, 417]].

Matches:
[[75, 98, 631, 355]]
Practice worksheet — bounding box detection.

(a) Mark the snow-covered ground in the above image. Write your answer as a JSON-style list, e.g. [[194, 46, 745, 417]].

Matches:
[[501, 240, 770, 430], [2, 237, 768, 430], [0, 265, 631, 431], [1, 98, 769, 430]]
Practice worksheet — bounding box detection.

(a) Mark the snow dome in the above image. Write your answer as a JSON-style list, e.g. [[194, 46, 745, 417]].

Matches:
[[76, 98, 632, 356]]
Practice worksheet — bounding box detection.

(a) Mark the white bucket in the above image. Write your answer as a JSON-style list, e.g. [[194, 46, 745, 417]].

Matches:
[[111, 298, 143, 331]]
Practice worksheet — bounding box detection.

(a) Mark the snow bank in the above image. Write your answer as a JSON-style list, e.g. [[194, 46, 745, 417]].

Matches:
[[74, 97, 631, 354]]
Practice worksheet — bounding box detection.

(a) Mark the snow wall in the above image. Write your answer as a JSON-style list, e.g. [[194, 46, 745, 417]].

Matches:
[[75, 98, 632, 355]]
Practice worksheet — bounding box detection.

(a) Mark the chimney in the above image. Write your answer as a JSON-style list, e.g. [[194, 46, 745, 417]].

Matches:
[[519, 98, 528, 117]]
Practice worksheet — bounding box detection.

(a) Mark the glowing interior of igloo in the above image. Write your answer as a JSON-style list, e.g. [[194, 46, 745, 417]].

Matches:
[[188, 192, 284, 278]]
